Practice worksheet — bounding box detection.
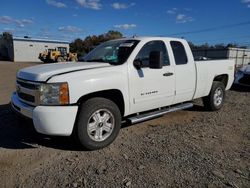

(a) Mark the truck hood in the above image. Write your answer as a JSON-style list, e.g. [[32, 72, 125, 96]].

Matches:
[[17, 62, 111, 82]]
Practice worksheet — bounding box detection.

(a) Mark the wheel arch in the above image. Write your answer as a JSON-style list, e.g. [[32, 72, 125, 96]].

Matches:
[[213, 74, 228, 87], [77, 89, 125, 117]]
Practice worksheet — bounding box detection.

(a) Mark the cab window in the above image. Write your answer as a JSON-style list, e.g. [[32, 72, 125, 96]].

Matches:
[[135, 41, 169, 67], [170, 41, 188, 65]]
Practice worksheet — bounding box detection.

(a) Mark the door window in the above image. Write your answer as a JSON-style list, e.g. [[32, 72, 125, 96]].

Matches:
[[135, 41, 169, 67]]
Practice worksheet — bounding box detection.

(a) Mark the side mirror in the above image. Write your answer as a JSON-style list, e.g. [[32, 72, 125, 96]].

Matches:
[[149, 51, 163, 69], [133, 59, 142, 69]]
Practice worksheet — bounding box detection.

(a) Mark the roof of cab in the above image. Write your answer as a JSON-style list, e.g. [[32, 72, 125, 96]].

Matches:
[[111, 36, 185, 42]]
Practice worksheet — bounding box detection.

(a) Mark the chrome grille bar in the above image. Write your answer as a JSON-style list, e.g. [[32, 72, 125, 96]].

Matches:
[[16, 78, 41, 106]]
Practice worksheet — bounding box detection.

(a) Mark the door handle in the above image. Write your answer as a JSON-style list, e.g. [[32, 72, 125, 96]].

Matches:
[[163, 72, 174, 76]]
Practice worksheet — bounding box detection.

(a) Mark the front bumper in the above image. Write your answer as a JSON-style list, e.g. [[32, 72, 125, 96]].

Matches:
[[11, 92, 34, 118], [11, 92, 78, 136]]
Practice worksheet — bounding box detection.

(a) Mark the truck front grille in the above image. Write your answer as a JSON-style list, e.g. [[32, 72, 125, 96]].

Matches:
[[16, 78, 40, 106], [239, 74, 250, 85], [18, 92, 35, 103], [17, 80, 39, 90]]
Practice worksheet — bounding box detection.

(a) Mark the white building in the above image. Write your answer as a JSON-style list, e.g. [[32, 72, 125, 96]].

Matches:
[[0, 36, 69, 62]]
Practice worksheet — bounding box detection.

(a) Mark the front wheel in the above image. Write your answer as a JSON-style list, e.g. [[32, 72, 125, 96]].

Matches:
[[203, 81, 226, 111], [75, 98, 121, 150], [57, 57, 65, 62]]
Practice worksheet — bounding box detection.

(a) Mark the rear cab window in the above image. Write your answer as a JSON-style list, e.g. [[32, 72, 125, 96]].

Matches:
[[170, 41, 188, 65]]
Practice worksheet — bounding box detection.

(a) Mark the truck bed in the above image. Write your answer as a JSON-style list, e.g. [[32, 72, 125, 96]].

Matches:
[[194, 59, 235, 99]]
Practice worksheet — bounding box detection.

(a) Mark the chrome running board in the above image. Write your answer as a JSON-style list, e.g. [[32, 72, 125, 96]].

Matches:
[[128, 102, 193, 124]]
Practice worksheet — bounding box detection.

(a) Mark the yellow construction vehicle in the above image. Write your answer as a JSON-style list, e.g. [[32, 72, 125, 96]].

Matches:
[[39, 47, 78, 63]]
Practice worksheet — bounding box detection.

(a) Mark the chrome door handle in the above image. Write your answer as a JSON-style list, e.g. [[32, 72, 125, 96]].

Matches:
[[163, 72, 174, 76]]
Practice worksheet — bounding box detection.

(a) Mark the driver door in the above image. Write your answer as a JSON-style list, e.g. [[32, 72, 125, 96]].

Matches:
[[128, 40, 175, 114]]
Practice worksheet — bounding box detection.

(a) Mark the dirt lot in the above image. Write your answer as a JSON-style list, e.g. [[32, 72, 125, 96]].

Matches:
[[0, 61, 249, 188]]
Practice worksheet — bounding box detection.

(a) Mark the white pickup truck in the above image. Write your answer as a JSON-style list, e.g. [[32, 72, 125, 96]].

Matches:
[[11, 37, 235, 150]]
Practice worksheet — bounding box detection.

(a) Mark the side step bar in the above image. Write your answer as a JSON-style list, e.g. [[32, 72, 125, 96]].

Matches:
[[128, 102, 193, 124]]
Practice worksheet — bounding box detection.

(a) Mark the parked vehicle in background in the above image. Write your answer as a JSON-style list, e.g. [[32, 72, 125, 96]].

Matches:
[[194, 56, 210, 61], [12, 37, 235, 150], [234, 63, 250, 87], [39, 47, 77, 63]]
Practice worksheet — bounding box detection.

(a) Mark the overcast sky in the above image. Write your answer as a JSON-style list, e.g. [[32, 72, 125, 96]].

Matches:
[[0, 0, 250, 46]]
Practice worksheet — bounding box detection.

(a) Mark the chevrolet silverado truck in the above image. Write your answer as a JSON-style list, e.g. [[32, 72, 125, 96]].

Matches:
[[11, 37, 235, 150]]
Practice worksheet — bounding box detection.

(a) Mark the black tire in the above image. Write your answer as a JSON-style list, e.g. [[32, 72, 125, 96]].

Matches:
[[203, 81, 226, 111], [57, 57, 65, 62], [75, 97, 121, 150], [71, 57, 78, 62]]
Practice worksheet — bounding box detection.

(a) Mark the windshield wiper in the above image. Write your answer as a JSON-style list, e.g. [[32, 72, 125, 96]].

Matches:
[[86, 59, 106, 62], [108, 61, 122, 66], [85, 58, 121, 66]]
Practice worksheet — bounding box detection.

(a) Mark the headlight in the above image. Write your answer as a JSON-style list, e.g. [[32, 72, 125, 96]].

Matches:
[[39, 83, 69, 105]]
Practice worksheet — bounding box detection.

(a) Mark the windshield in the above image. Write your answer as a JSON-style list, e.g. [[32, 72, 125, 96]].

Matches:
[[80, 39, 139, 65]]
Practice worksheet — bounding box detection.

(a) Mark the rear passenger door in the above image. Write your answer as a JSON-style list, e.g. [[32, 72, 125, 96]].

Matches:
[[170, 41, 196, 103], [128, 40, 175, 113]]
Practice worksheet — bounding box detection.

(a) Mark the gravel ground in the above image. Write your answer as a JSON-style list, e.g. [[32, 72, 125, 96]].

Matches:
[[0, 61, 249, 188]]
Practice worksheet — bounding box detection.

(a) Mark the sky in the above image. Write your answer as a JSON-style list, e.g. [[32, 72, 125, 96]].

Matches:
[[0, 0, 250, 46]]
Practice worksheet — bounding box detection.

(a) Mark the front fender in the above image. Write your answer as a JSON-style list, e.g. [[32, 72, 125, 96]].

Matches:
[[48, 65, 130, 116]]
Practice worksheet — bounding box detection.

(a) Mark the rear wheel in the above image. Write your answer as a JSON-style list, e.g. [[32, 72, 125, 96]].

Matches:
[[75, 98, 121, 150], [203, 81, 225, 111], [70, 57, 78, 62], [57, 57, 65, 62]]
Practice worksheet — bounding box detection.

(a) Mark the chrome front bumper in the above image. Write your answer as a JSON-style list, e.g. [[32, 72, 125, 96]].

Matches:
[[11, 92, 78, 136], [11, 92, 34, 118]]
